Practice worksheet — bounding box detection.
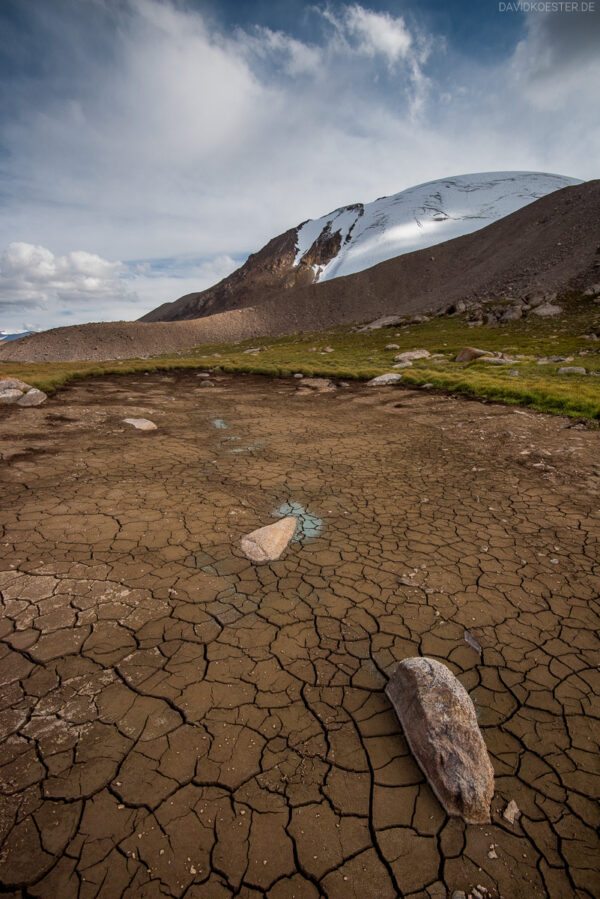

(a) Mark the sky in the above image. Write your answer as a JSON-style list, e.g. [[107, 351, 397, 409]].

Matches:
[[0, 0, 598, 333]]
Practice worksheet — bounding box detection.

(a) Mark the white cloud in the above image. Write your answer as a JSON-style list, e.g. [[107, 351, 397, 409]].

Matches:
[[0, 241, 239, 331], [0, 242, 136, 319], [0, 2, 597, 333], [343, 4, 412, 64]]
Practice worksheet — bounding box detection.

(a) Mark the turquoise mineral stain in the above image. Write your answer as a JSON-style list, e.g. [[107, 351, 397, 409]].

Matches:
[[275, 502, 323, 541]]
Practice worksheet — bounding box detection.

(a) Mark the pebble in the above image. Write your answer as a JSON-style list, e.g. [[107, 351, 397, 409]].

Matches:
[[122, 418, 157, 431], [503, 798, 521, 824]]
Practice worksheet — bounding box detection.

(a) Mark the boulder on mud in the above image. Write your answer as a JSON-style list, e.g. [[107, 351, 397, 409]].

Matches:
[[240, 517, 297, 563], [0, 377, 31, 392], [301, 378, 335, 390], [385, 657, 494, 824], [455, 347, 493, 363], [367, 373, 403, 386], [0, 389, 23, 405], [0, 377, 47, 407], [123, 418, 157, 431], [17, 388, 47, 407]]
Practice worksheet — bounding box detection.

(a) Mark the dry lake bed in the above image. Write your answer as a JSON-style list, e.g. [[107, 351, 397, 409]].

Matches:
[[0, 371, 599, 898]]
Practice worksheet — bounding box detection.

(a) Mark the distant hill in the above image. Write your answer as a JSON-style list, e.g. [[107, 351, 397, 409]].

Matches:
[[140, 171, 580, 323]]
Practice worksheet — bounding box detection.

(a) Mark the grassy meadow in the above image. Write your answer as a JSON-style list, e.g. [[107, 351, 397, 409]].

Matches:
[[2, 294, 599, 420]]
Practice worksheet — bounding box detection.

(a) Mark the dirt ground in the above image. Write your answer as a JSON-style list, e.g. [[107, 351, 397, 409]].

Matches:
[[0, 372, 598, 899]]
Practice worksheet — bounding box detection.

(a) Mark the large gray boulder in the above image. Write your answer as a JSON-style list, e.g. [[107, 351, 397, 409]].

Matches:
[[0, 389, 23, 405], [0, 377, 30, 392], [385, 658, 494, 824], [240, 517, 297, 563]]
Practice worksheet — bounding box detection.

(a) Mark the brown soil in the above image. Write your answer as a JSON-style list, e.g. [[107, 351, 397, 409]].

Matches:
[[2, 181, 599, 363], [1, 374, 598, 897]]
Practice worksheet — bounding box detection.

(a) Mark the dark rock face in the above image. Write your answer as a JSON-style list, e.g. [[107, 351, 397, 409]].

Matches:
[[385, 658, 494, 824]]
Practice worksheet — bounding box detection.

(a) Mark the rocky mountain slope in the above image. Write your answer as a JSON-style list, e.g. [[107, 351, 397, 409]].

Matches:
[[141, 171, 579, 323], [2, 180, 598, 363]]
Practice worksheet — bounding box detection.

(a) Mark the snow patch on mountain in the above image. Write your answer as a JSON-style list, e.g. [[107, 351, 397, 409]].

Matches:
[[294, 171, 582, 282]]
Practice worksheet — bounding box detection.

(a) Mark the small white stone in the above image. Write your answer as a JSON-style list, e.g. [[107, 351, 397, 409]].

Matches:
[[122, 418, 157, 431]]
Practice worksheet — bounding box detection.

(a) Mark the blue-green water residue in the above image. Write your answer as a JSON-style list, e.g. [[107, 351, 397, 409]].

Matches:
[[275, 502, 323, 542], [229, 441, 265, 454], [212, 418, 228, 429]]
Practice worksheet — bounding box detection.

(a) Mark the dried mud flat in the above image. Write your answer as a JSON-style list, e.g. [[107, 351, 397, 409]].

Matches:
[[0, 372, 599, 899]]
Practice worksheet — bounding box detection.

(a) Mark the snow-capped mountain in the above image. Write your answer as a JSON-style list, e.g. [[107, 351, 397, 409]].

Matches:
[[141, 171, 581, 322], [0, 330, 36, 342], [294, 172, 581, 283]]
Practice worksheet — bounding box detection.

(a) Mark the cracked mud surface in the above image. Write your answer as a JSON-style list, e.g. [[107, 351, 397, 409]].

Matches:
[[0, 372, 599, 898]]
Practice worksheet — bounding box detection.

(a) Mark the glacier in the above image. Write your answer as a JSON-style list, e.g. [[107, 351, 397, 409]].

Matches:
[[294, 171, 582, 282]]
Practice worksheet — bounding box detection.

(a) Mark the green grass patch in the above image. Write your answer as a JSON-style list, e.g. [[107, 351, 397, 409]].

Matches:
[[2, 294, 599, 419]]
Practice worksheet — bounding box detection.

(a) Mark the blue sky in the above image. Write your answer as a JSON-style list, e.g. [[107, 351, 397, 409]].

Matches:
[[0, 0, 598, 332]]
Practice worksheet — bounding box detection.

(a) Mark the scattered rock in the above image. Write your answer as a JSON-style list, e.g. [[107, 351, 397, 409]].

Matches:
[[357, 315, 404, 332], [470, 886, 490, 899], [385, 657, 494, 823], [394, 349, 430, 363], [503, 799, 521, 825], [122, 418, 157, 431], [464, 630, 482, 655], [301, 377, 335, 390], [531, 303, 563, 317], [385, 343, 400, 350], [0, 389, 24, 404], [558, 366, 586, 375], [508, 370, 519, 377], [392, 361, 412, 369], [0, 377, 31, 391], [293, 373, 304, 379], [487, 844, 498, 859], [198, 379, 216, 388], [196, 372, 212, 378], [367, 373, 403, 386], [455, 347, 493, 363], [451, 892, 467, 899], [0, 377, 48, 407], [17, 388, 48, 407], [500, 306, 522, 322], [583, 283, 600, 296], [322, 346, 334, 353], [240, 517, 297, 563]]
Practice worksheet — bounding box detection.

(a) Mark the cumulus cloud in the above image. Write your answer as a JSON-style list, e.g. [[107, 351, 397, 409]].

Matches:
[[0, 1, 597, 332], [0, 242, 135, 317]]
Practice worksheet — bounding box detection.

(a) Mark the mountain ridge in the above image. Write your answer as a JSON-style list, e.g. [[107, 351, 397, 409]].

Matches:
[[140, 171, 580, 323], [2, 179, 598, 363]]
